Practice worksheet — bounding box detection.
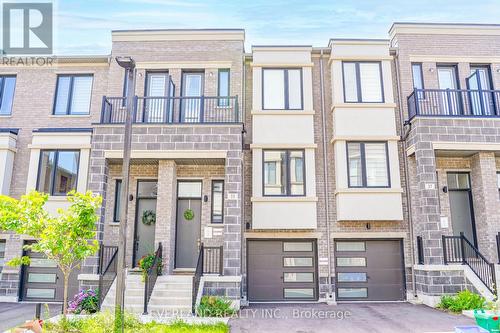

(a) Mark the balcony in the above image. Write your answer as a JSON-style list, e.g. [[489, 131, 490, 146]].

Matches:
[[100, 95, 240, 124], [407, 89, 500, 119]]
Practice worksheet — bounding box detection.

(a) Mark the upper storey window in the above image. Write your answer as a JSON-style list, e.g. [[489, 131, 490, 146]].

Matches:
[[53, 75, 93, 115], [263, 68, 303, 110], [0, 76, 16, 115], [343, 62, 383, 103]]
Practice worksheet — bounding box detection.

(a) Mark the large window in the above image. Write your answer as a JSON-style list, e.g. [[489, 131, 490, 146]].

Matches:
[[218, 69, 230, 106], [343, 62, 383, 103], [347, 142, 389, 188], [0, 76, 16, 115], [211, 180, 224, 223], [113, 179, 122, 222], [263, 150, 305, 196], [262, 68, 303, 110], [53, 75, 93, 115], [37, 150, 80, 196]]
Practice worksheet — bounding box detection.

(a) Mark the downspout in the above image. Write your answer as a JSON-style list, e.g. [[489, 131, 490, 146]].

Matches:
[[319, 49, 334, 302], [240, 52, 246, 303], [391, 47, 417, 298]]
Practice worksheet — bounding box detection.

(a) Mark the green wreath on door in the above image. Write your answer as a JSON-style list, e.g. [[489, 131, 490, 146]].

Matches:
[[142, 210, 156, 225]]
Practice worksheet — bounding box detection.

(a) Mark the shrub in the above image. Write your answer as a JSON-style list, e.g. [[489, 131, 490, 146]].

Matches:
[[138, 252, 162, 282], [196, 296, 236, 317], [437, 290, 486, 313], [68, 289, 99, 314]]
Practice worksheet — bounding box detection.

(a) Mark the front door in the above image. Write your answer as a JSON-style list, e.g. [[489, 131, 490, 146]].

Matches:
[[133, 180, 158, 266], [145, 72, 169, 123], [447, 172, 477, 246], [438, 65, 461, 115], [181, 72, 203, 123], [175, 181, 202, 269]]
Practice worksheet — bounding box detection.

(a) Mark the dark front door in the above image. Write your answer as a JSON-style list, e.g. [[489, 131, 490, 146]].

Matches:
[[133, 180, 158, 266], [20, 244, 79, 302], [175, 181, 202, 269], [181, 72, 204, 123], [447, 172, 477, 246], [335, 240, 405, 301], [247, 240, 318, 302]]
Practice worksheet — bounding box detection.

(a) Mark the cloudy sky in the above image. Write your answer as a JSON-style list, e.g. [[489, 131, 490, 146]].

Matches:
[[54, 0, 500, 54]]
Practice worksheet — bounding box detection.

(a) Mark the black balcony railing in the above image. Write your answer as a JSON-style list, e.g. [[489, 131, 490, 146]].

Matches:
[[442, 233, 496, 294], [101, 95, 240, 124], [408, 88, 500, 119]]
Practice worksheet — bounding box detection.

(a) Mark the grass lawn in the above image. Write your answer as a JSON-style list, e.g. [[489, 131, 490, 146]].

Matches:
[[40, 312, 229, 333]]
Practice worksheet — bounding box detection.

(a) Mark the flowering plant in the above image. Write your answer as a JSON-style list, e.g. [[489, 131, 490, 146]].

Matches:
[[68, 288, 99, 314], [138, 252, 162, 281]]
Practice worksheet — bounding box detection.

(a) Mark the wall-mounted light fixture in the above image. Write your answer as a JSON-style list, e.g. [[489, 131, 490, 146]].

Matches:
[[442, 186, 448, 193], [429, 68, 435, 73]]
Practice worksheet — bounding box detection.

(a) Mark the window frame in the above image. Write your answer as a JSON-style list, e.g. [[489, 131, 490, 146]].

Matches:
[[36, 149, 80, 196], [0, 75, 16, 116], [411, 62, 425, 90], [217, 68, 230, 107], [262, 68, 304, 110], [346, 141, 390, 188], [342, 61, 385, 103], [52, 74, 94, 115], [262, 149, 306, 197], [211, 179, 224, 224], [113, 179, 122, 222]]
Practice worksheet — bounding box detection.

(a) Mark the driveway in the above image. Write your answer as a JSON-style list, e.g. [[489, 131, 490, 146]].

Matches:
[[0, 302, 61, 332], [229, 303, 475, 333]]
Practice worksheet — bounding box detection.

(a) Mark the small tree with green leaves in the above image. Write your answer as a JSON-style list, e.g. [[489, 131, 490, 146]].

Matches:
[[0, 190, 102, 316]]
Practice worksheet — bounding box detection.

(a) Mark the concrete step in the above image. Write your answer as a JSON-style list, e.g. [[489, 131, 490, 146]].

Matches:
[[151, 289, 192, 298], [149, 296, 192, 307]]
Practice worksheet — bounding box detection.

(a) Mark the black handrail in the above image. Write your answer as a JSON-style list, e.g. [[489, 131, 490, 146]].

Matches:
[[203, 246, 224, 275], [101, 95, 240, 124], [408, 88, 500, 119], [192, 243, 204, 314], [98, 244, 118, 309], [496, 232, 500, 264], [442, 233, 496, 294], [416, 236, 424, 265], [143, 243, 162, 315]]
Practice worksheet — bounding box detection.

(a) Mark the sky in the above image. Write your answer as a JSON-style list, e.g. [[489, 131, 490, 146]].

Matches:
[[53, 0, 500, 55]]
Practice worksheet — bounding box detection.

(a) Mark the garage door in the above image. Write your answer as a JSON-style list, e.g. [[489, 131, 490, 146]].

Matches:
[[20, 245, 79, 302], [335, 240, 405, 301], [248, 240, 318, 301]]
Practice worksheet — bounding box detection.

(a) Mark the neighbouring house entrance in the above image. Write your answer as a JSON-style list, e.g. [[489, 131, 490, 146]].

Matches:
[[447, 172, 477, 246], [133, 180, 158, 266], [175, 181, 202, 269]]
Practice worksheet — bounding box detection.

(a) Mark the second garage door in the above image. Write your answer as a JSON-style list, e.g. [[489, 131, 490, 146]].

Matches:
[[247, 240, 318, 302], [335, 239, 405, 301]]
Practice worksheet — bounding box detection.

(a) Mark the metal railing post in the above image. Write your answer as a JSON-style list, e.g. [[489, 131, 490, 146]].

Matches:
[[497, 232, 500, 264], [219, 246, 223, 275], [100, 96, 107, 123], [460, 232, 466, 265], [143, 278, 148, 315], [442, 235, 448, 264], [446, 88, 453, 115], [414, 88, 420, 116]]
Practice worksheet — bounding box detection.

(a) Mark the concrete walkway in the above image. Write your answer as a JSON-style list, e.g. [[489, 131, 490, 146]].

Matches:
[[0, 302, 61, 332], [229, 303, 475, 333]]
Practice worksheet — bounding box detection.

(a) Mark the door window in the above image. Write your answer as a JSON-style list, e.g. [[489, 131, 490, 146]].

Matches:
[[182, 72, 203, 122], [145, 72, 168, 123], [437, 66, 461, 115], [468, 66, 495, 115], [178, 181, 202, 198]]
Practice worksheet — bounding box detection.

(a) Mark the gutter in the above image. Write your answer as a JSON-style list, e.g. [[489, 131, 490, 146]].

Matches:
[[391, 47, 417, 298], [319, 49, 334, 302]]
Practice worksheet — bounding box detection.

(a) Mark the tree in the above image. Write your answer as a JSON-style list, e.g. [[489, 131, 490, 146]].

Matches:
[[0, 190, 102, 315]]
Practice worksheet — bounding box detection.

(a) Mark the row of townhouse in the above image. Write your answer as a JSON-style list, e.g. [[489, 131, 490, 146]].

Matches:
[[0, 22, 500, 311]]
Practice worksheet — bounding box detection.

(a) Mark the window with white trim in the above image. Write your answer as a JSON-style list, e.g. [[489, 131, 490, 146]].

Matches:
[[37, 150, 80, 196], [262, 68, 303, 110], [343, 62, 383, 103], [347, 142, 389, 188], [53, 75, 93, 115]]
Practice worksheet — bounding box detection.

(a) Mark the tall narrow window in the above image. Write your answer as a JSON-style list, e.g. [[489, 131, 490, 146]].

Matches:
[[211, 180, 224, 223], [411, 63, 424, 90], [342, 62, 383, 103], [113, 179, 122, 222], [218, 69, 230, 106], [347, 142, 389, 188], [0, 76, 16, 115], [37, 150, 80, 195], [262, 68, 303, 110], [263, 150, 305, 196], [53, 75, 93, 115]]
